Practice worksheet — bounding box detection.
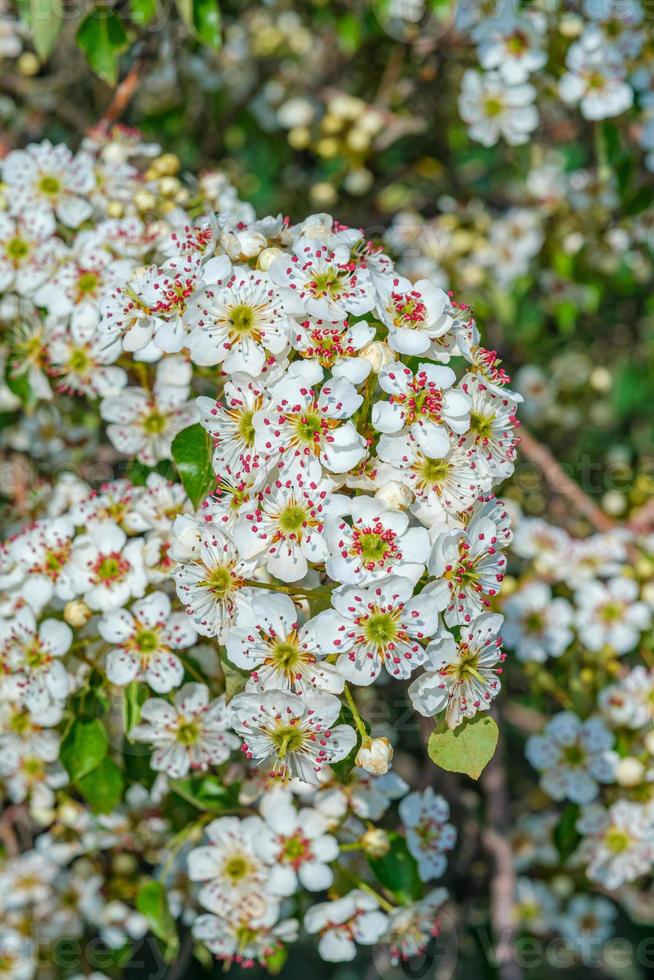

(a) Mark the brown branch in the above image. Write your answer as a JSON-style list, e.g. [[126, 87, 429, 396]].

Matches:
[[519, 428, 615, 533], [94, 60, 144, 134], [627, 496, 654, 533], [481, 738, 523, 980]]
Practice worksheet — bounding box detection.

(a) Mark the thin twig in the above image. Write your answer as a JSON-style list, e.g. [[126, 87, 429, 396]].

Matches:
[[94, 59, 144, 133], [519, 428, 615, 532], [481, 737, 523, 980], [627, 496, 654, 533]]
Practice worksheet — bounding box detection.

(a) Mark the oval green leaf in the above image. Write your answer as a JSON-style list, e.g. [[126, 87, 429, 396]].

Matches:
[[171, 423, 215, 507]]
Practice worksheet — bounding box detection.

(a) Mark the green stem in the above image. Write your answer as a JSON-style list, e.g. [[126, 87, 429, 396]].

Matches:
[[335, 861, 395, 913], [242, 579, 333, 600], [344, 684, 368, 741]]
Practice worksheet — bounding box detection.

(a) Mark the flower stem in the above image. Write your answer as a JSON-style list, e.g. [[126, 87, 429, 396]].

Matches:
[[243, 578, 333, 600], [344, 683, 368, 741], [335, 861, 395, 912]]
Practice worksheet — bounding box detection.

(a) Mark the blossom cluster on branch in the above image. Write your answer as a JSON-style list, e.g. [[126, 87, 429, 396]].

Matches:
[[0, 132, 520, 975], [499, 515, 654, 947]]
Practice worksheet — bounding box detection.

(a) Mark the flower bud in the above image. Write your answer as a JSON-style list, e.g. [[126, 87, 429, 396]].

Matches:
[[106, 201, 124, 219], [18, 53, 40, 77], [359, 340, 395, 373], [360, 828, 391, 858], [375, 480, 412, 512], [159, 176, 181, 198], [63, 599, 92, 628], [134, 191, 157, 213], [154, 153, 181, 177], [355, 736, 393, 775], [615, 756, 645, 787], [258, 247, 284, 272]]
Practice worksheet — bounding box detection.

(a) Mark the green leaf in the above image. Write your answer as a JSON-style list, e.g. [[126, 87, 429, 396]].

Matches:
[[60, 719, 108, 781], [30, 0, 63, 60], [427, 714, 498, 780], [171, 774, 239, 811], [193, 0, 221, 47], [554, 804, 581, 861], [175, 0, 193, 28], [78, 757, 124, 813], [130, 0, 158, 27], [76, 10, 130, 86], [265, 945, 289, 975], [171, 423, 214, 507], [367, 832, 422, 904], [136, 879, 179, 957], [220, 654, 249, 702], [123, 681, 148, 738]]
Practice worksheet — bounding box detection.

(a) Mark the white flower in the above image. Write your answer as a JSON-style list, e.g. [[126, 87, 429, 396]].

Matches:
[[68, 522, 147, 612], [252, 364, 366, 477], [269, 238, 374, 320], [226, 592, 344, 695], [0, 607, 72, 711], [187, 815, 269, 915], [0, 210, 59, 296], [515, 878, 559, 936], [408, 612, 504, 728], [172, 528, 258, 639], [574, 576, 650, 654], [503, 582, 573, 663], [425, 511, 507, 626], [304, 890, 388, 962], [372, 361, 471, 453], [559, 26, 633, 120], [230, 689, 356, 782], [310, 575, 438, 684], [526, 712, 618, 804], [378, 433, 486, 522], [314, 768, 408, 823], [193, 901, 298, 967], [99, 591, 196, 692], [383, 888, 448, 965], [254, 788, 339, 894], [130, 683, 239, 778], [576, 801, 654, 889], [399, 788, 456, 880], [188, 261, 290, 374], [34, 242, 132, 333], [459, 373, 519, 480], [0, 927, 35, 980], [324, 496, 430, 585], [376, 276, 453, 356], [233, 470, 348, 582], [9, 516, 76, 608], [130, 253, 205, 353], [458, 69, 538, 146], [196, 375, 273, 476], [101, 373, 198, 466], [599, 666, 654, 728], [291, 317, 375, 383], [47, 321, 126, 399], [556, 894, 617, 948], [472, 8, 547, 83], [2, 141, 95, 227], [0, 691, 61, 765]]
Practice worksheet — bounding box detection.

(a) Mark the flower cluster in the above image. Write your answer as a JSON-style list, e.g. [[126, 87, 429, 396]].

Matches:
[[501, 515, 654, 956], [456, 1, 642, 145], [0, 134, 521, 974]]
